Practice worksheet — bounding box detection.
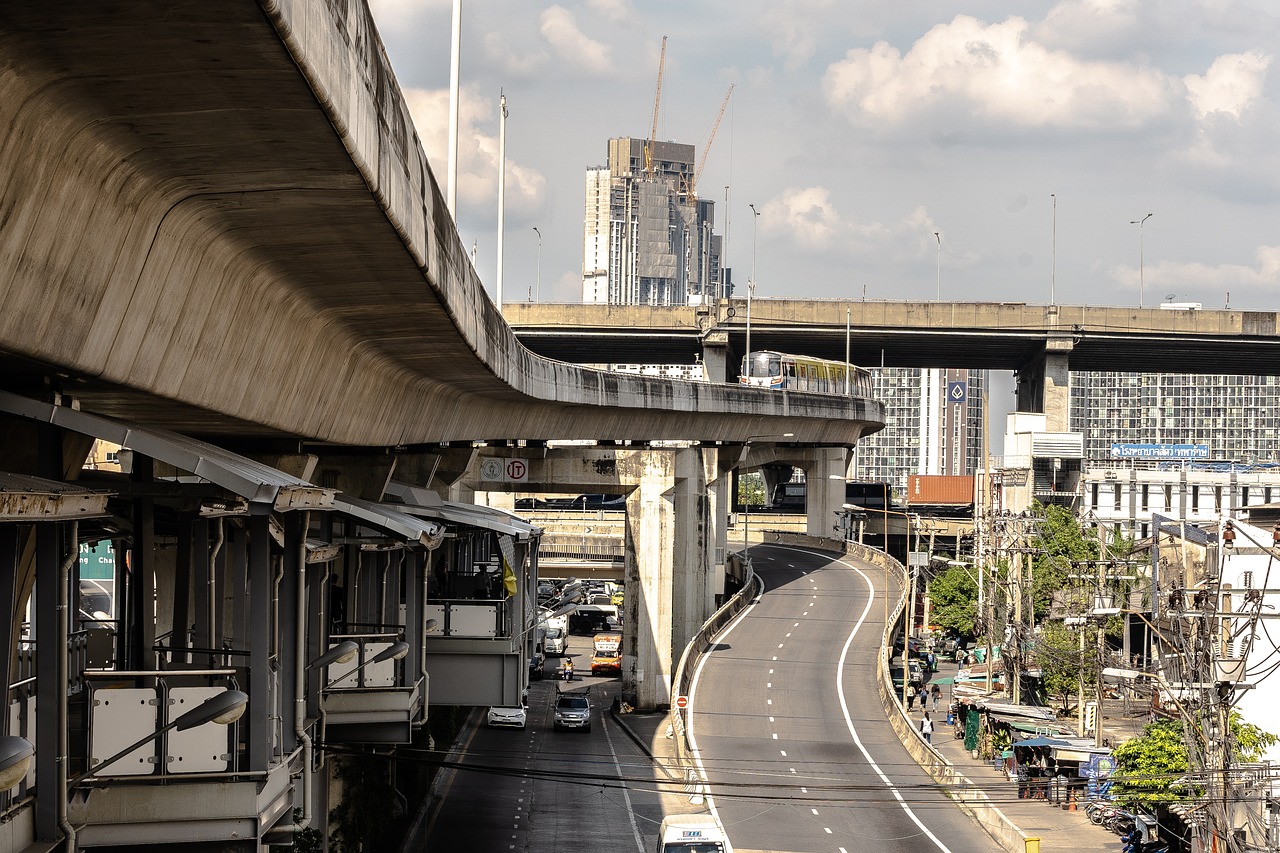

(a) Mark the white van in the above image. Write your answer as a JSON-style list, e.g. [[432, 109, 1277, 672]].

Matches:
[[543, 625, 567, 656], [656, 814, 732, 853]]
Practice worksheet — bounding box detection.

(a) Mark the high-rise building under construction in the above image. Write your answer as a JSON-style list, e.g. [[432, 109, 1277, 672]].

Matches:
[[582, 137, 724, 306]]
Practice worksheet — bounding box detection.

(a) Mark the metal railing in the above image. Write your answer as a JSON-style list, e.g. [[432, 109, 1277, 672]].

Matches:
[[423, 597, 510, 638], [670, 551, 762, 774]]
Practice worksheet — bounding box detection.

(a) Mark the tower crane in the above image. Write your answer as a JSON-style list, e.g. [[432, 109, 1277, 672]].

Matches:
[[690, 83, 734, 200], [644, 35, 667, 177]]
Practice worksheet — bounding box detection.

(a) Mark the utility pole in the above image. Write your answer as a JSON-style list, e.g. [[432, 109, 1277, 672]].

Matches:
[[1095, 558, 1106, 749]]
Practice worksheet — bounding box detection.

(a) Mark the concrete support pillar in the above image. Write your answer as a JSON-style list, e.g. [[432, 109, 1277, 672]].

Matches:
[[1015, 335, 1074, 433], [803, 447, 851, 538], [710, 461, 731, 602], [700, 329, 731, 383], [620, 448, 711, 710]]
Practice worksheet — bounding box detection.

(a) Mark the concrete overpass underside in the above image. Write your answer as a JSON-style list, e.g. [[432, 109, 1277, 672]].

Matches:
[[0, 2, 881, 449]]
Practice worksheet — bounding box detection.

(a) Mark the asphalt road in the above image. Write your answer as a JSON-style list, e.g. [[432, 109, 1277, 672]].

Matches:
[[423, 648, 671, 852], [687, 544, 1000, 853]]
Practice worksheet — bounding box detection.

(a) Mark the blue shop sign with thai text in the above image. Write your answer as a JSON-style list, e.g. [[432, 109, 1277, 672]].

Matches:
[[1109, 443, 1209, 460]]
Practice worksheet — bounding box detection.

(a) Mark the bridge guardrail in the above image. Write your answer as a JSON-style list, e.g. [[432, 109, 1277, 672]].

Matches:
[[855, 539, 1029, 853], [669, 550, 762, 784]]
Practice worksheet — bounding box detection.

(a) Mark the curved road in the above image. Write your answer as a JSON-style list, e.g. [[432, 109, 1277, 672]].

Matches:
[[688, 544, 998, 853]]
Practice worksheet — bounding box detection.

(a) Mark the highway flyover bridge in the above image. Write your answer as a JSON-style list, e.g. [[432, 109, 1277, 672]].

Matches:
[[0, 3, 882, 851]]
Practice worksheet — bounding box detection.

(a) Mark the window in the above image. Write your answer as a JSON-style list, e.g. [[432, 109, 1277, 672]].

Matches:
[[1113, 483, 1122, 511]]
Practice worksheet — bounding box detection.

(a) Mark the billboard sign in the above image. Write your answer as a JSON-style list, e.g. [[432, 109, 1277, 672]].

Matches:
[[1109, 443, 1209, 460]]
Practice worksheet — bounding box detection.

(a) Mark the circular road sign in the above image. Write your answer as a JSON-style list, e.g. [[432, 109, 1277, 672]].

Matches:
[[675, 695, 689, 709]]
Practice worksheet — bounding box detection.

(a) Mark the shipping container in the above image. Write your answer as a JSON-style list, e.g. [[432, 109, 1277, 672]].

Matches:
[[906, 475, 975, 506]]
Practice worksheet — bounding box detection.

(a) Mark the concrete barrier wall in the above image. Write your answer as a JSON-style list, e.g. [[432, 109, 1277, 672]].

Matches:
[[670, 552, 761, 775]]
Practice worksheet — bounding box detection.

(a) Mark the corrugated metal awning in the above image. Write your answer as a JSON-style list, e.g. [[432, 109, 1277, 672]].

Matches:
[[383, 481, 540, 539], [0, 390, 334, 511], [334, 495, 445, 550], [0, 471, 113, 521]]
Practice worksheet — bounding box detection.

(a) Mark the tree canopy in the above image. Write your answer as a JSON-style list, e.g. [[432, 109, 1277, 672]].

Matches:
[[1112, 713, 1278, 805], [928, 565, 979, 641]]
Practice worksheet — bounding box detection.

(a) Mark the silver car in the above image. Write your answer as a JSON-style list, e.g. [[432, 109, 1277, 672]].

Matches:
[[553, 693, 591, 732]]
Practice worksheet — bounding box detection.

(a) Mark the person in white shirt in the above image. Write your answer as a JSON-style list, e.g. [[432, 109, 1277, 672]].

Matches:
[[920, 711, 934, 744]]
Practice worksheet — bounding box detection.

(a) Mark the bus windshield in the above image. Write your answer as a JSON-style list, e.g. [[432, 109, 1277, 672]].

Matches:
[[748, 353, 780, 378]]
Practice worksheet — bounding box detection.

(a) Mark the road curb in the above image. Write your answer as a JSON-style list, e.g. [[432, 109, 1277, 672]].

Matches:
[[610, 708, 681, 782]]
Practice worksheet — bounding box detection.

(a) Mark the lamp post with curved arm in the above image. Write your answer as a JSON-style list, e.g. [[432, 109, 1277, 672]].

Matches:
[[745, 204, 761, 382], [532, 226, 541, 302], [1130, 213, 1153, 307]]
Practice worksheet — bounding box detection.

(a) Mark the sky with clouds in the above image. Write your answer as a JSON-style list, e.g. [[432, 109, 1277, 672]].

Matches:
[[368, 0, 1279, 312]]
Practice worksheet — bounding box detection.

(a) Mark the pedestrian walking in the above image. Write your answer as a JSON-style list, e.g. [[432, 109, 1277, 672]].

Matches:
[[930, 683, 941, 711], [920, 712, 934, 744], [906, 683, 916, 710]]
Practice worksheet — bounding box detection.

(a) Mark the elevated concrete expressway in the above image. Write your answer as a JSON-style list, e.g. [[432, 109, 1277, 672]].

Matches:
[[505, 299, 1280, 430], [0, 2, 879, 451], [0, 5, 882, 852]]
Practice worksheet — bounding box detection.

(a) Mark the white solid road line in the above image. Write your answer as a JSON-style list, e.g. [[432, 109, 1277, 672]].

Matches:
[[687, 567, 767, 839], [784, 545, 956, 853], [602, 712, 647, 853]]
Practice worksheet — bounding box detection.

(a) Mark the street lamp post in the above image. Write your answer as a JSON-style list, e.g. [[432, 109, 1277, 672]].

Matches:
[[446, 0, 462, 217], [934, 231, 941, 300], [1129, 213, 1153, 307], [746, 204, 761, 380], [1050, 194, 1057, 305], [496, 91, 508, 310], [532, 226, 541, 302]]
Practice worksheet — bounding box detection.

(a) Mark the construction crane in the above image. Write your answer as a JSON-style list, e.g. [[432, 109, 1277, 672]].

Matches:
[[644, 35, 667, 177], [690, 83, 734, 200]]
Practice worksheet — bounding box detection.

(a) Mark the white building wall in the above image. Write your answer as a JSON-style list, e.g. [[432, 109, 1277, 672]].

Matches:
[[1211, 521, 1280, 764]]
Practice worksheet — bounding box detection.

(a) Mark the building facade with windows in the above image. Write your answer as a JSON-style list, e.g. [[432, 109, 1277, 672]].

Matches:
[[851, 367, 986, 495], [1069, 371, 1280, 464], [581, 137, 723, 306], [1069, 371, 1280, 539]]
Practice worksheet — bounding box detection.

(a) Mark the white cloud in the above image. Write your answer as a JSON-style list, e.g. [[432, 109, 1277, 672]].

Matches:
[[1185, 51, 1270, 119], [483, 31, 548, 76], [762, 192, 975, 270], [400, 84, 546, 213], [763, 186, 849, 248], [1110, 245, 1280, 296], [823, 14, 1179, 130], [586, 0, 636, 25], [760, 0, 839, 70], [539, 6, 613, 75], [1034, 0, 1142, 56], [366, 0, 439, 32]]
